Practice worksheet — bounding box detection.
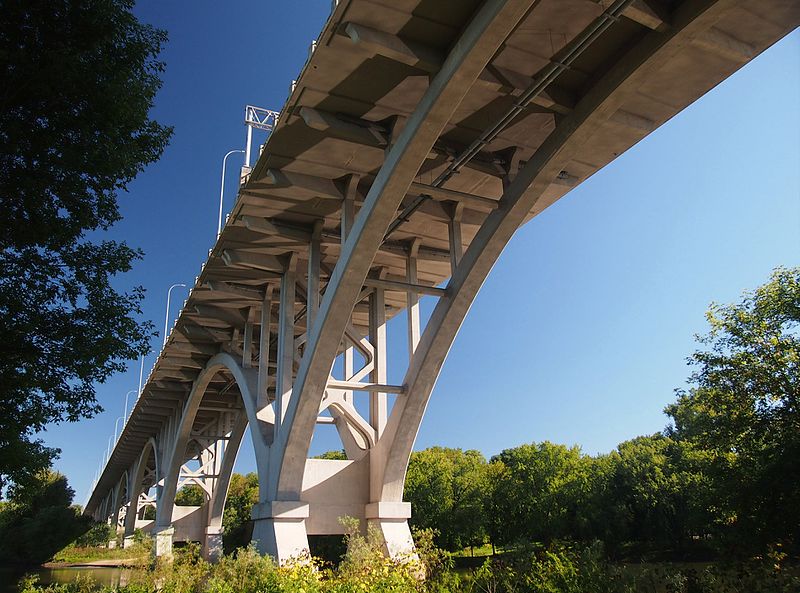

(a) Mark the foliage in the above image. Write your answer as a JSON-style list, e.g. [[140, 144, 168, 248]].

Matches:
[[666, 266, 800, 554], [71, 522, 115, 548], [221, 472, 259, 553], [175, 484, 206, 507], [51, 537, 151, 565], [0, 470, 92, 565], [487, 442, 592, 547], [405, 447, 488, 551], [314, 450, 348, 460], [0, 0, 172, 490]]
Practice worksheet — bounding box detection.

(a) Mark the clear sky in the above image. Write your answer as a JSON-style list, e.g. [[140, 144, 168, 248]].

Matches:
[[39, 2, 799, 506]]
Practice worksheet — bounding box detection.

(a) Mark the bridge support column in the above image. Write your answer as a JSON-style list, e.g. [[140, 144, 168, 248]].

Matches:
[[365, 502, 414, 560], [203, 526, 224, 562], [154, 526, 174, 560], [251, 501, 310, 564]]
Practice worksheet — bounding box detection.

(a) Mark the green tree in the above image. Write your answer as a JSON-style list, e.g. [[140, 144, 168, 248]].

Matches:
[[0, 470, 91, 563], [0, 0, 172, 490], [598, 435, 713, 556], [405, 447, 488, 551], [222, 472, 259, 553], [174, 484, 206, 506], [666, 266, 800, 553], [488, 442, 592, 547]]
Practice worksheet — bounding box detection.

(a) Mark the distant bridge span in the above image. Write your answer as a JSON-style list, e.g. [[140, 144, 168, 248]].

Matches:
[[85, 0, 799, 561]]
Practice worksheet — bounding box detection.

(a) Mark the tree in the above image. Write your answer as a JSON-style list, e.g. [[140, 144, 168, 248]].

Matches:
[[405, 447, 488, 551], [488, 442, 592, 547], [222, 472, 259, 553], [665, 267, 800, 553], [0, 470, 91, 564], [0, 0, 172, 490], [174, 484, 206, 506]]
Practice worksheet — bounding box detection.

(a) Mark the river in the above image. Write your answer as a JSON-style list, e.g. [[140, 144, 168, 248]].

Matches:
[[1, 566, 128, 592]]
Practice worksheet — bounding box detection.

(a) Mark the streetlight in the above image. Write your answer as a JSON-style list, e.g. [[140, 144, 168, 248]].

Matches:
[[218, 149, 245, 239], [163, 283, 187, 346], [123, 389, 136, 424], [113, 415, 125, 444]]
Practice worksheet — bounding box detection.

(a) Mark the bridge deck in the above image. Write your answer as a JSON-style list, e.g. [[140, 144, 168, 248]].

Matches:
[[86, 0, 799, 515]]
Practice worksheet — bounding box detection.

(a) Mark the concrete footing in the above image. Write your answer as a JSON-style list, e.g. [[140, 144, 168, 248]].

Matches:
[[251, 501, 310, 564], [365, 502, 416, 560], [154, 525, 175, 559], [203, 526, 224, 562], [123, 535, 136, 549]]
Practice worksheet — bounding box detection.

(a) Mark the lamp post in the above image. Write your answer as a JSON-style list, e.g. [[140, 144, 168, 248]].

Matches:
[[163, 283, 187, 346], [113, 415, 125, 444], [123, 389, 136, 424], [218, 149, 245, 239]]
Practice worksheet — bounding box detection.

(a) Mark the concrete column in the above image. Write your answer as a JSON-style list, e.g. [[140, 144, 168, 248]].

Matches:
[[365, 502, 416, 560], [154, 525, 174, 559], [203, 526, 224, 562], [123, 535, 136, 549], [250, 501, 310, 564]]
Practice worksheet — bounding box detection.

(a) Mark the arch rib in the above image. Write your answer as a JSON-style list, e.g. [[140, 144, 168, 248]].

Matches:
[[375, 0, 744, 502], [156, 352, 271, 532]]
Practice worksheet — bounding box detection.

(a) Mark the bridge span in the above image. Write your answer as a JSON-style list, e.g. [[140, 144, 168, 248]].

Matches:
[[84, 0, 799, 562]]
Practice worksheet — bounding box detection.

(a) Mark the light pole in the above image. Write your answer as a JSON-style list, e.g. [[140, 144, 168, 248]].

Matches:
[[123, 389, 136, 424], [137, 354, 146, 399], [163, 283, 187, 346], [218, 149, 245, 239], [113, 415, 125, 444]]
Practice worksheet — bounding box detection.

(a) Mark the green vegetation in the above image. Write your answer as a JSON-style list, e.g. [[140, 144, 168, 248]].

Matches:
[[404, 268, 800, 562], [20, 532, 800, 593], [0, 471, 91, 565], [0, 0, 172, 491]]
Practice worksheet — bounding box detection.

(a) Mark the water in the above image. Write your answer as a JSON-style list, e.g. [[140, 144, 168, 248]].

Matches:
[[1, 566, 128, 593]]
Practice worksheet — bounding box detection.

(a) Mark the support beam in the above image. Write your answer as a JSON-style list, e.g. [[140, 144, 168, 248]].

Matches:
[[368, 277, 388, 437], [241, 215, 313, 242], [299, 107, 388, 148], [327, 380, 406, 394], [408, 182, 499, 210], [265, 169, 344, 199], [258, 286, 274, 411], [406, 240, 421, 359], [307, 220, 323, 327], [222, 250, 287, 273], [276, 254, 298, 429], [362, 277, 447, 297], [447, 202, 464, 274], [342, 22, 444, 73], [207, 280, 268, 301]]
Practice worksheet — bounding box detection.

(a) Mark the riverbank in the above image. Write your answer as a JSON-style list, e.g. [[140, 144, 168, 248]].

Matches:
[[42, 558, 140, 568]]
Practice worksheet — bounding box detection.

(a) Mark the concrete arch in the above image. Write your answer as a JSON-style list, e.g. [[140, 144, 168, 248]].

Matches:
[[155, 352, 275, 555], [124, 437, 160, 539], [374, 0, 735, 502]]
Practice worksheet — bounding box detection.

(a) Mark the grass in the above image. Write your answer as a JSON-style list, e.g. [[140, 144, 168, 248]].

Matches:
[[49, 543, 150, 566]]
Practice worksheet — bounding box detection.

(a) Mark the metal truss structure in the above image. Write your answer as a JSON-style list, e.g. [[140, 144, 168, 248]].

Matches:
[[84, 0, 799, 563]]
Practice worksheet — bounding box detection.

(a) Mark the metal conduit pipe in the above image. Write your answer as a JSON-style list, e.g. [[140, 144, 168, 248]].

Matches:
[[385, 0, 637, 237]]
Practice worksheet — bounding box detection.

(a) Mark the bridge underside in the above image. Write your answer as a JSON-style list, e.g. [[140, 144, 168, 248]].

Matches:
[[85, 0, 799, 562]]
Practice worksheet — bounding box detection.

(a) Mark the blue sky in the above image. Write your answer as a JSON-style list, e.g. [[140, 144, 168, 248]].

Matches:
[[40, 3, 799, 505]]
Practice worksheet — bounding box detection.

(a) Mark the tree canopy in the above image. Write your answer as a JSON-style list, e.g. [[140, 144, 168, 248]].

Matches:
[[403, 268, 798, 558], [0, 0, 172, 490], [666, 266, 800, 552]]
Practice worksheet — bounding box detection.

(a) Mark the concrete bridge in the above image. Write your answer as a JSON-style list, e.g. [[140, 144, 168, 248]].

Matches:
[[84, 0, 799, 562]]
